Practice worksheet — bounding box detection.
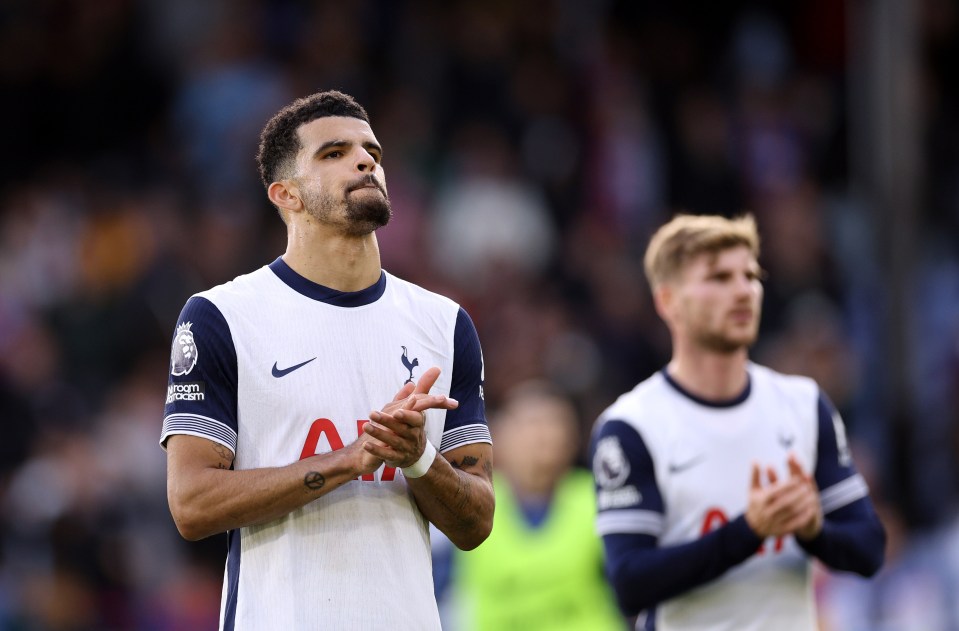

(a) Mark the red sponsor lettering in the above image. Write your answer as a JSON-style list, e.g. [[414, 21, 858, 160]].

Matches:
[[356, 420, 396, 481], [758, 535, 786, 555], [300, 418, 343, 460], [299, 418, 397, 482], [701, 508, 728, 535]]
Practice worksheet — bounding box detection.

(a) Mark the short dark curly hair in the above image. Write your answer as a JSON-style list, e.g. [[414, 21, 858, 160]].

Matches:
[[256, 90, 370, 190]]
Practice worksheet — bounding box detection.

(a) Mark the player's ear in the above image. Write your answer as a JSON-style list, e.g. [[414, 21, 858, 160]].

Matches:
[[652, 282, 673, 321], [268, 180, 302, 213]]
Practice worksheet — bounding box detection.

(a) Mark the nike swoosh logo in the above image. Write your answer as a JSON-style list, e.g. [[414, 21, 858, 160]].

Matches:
[[778, 433, 795, 449], [668, 455, 706, 474], [271, 357, 317, 378]]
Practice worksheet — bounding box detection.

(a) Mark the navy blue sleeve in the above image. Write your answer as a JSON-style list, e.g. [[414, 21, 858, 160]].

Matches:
[[440, 307, 489, 452], [811, 390, 860, 493], [591, 420, 763, 618], [160, 296, 239, 453], [794, 391, 885, 576]]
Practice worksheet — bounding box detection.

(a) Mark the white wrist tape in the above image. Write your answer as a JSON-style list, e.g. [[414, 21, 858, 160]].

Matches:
[[402, 440, 437, 479]]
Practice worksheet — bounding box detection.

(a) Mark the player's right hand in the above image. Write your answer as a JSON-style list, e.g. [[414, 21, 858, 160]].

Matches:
[[343, 432, 388, 476]]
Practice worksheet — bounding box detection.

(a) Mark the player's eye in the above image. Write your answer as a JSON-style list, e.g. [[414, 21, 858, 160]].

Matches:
[[324, 151, 343, 159]]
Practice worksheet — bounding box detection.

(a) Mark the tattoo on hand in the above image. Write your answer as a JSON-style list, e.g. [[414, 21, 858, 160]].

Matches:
[[451, 455, 479, 470], [304, 472, 325, 491]]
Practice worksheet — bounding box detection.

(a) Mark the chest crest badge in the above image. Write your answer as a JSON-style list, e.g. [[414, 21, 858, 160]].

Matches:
[[401, 345, 419, 384]]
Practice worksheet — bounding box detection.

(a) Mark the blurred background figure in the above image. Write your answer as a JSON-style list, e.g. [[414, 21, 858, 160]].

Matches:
[[435, 381, 624, 631]]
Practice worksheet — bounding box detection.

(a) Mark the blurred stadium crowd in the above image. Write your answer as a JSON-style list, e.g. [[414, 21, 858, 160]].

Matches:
[[1, 0, 959, 629]]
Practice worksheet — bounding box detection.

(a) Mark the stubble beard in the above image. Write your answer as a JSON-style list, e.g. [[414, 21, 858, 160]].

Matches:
[[304, 180, 392, 236], [694, 321, 759, 354], [696, 331, 753, 354]]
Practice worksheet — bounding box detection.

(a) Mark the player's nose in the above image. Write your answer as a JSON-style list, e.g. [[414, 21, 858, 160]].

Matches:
[[354, 148, 376, 173], [734, 273, 758, 295]]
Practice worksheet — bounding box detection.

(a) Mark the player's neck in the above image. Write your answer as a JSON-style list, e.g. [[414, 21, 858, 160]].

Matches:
[[666, 348, 749, 401], [283, 230, 382, 292]]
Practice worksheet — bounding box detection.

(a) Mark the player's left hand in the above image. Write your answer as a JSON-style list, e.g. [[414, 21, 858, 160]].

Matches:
[[784, 454, 823, 540], [363, 367, 458, 468]]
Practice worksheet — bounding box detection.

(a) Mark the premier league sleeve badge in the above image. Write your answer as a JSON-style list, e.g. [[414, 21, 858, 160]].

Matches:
[[171, 321, 199, 376]]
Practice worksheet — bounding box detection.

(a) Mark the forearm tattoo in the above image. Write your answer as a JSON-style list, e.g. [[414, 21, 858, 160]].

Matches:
[[212, 443, 233, 469], [450, 455, 479, 470], [440, 454, 492, 530], [450, 454, 493, 481], [439, 474, 477, 533], [304, 471, 325, 491]]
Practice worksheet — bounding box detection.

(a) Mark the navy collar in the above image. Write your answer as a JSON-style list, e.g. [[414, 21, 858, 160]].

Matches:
[[661, 368, 751, 408], [268, 257, 386, 307]]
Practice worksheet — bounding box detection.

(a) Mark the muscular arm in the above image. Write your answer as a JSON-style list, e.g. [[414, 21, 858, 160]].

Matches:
[[405, 442, 494, 550], [166, 432, 382, 541]]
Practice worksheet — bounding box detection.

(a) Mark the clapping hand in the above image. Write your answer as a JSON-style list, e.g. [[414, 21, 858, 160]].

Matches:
[[745, 454, 822, 540], [363, 367, 459, 468]]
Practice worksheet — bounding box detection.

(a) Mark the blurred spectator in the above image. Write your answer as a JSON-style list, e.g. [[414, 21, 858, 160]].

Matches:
[[168, 2, 292, 204], [430, 121, 558, 294], [437, 381, 624, 631], [815, 444, 959, 631], [816, 503, 953, 631]]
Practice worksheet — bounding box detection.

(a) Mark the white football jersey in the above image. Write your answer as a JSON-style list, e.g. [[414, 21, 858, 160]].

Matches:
[[592, 364, 869, 631], [160, 258, 490, 631]]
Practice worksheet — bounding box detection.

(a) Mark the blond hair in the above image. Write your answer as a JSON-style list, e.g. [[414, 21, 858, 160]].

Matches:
[[643, 214, 760, 288]]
